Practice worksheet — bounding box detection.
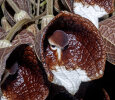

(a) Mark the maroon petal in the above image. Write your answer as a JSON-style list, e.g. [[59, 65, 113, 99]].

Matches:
[[1, 46, 49, 100], [99, 15, 115, 65], [35, 11, 106, 81]]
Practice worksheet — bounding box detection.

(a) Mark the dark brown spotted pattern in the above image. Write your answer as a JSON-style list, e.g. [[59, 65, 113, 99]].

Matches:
[[35, 11, 106, 81], [1, 46, 49, 100]]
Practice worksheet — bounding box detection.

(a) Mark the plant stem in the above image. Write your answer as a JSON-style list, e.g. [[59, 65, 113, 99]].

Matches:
[[35, 0, 40, 24], [5, 11, 46, 41], [47, 0, 53, 15], [32, 0, 36, 16], [37, 0, 40, 16], [30, 0, 47, 8], [6, 0, 20, 13], [34, 10, 46, 20], [28, 0, 34, 18], [40, 0, 47, 7], [30, 0, 37, 6]]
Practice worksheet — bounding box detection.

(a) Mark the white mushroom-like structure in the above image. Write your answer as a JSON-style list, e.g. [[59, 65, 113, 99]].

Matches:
[[73, 0, 114, 28]]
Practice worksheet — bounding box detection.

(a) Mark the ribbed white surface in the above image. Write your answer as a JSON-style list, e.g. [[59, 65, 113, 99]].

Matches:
[[73, 3, 107, 28], [52, 66, 90, 95]]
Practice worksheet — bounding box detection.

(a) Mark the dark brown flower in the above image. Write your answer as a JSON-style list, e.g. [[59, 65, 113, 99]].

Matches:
[[1, 45, 49, 100], [0, 29, 41, 99], [35, 11, 106, 95]]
